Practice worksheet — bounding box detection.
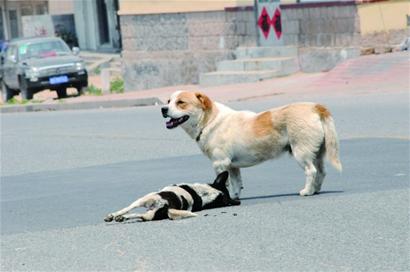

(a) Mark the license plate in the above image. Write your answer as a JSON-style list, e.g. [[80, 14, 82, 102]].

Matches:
[[49, 75, 68, 84]]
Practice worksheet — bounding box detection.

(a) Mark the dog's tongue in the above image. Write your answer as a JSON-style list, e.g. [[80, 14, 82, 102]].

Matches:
[[166, 119, 175, 129], [166, 116, 189, 129]]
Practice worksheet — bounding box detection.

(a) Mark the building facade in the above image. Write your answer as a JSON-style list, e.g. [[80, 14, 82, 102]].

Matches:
[[1, 0, 48, 41], [1, 0, 121, 52], [73, 0, 121, 52], [49, 0, 121, 51]]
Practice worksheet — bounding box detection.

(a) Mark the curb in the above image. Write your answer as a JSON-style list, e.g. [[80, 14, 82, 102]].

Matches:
[[0, 97, 163, 114]]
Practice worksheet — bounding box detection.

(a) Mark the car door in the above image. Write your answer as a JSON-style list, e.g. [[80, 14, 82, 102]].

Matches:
[[3, 45, 19, 89]]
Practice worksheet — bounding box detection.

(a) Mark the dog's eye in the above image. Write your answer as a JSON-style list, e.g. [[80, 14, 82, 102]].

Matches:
[[167, 99, 170, 104], [176, 100, 185, 105]]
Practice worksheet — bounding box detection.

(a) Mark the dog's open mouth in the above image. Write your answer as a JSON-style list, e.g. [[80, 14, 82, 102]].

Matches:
[[166, 115, 189, 129]]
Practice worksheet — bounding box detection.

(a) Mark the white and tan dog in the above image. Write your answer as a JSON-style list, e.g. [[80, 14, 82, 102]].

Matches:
[[161, 91, 342, 199]]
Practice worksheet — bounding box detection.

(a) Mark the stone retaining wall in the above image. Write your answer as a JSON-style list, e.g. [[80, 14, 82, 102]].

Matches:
[[281, 2, 409, 48], [121, 9, 256, 91], [281, 3, 360, 47]]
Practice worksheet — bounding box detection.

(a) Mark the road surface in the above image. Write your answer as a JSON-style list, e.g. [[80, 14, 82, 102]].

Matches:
[[1, 88, 409, 271]]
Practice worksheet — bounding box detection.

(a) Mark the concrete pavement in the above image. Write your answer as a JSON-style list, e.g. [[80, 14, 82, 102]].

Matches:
[[1, 189, 408, 271], [1, 50, 409, 271], [1, 136, 409, 271], [2, 90, 408, 177], [1, 91, 409, 271], [1, 137, 408, 234]]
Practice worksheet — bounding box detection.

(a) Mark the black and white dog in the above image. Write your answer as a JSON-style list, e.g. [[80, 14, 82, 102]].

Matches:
[[104, 171, 240, 222]]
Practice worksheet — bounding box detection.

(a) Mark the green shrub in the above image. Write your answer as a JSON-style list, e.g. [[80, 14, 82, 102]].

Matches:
[[6, 97, 19, 105], [93, 66, 101, 75], [6, 97, 29, 104], [110, 77, 124, 94], [86, 84, 102, 96]]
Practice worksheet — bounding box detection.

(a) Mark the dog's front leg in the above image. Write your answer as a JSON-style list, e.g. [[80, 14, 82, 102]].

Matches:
[[117, 210, 157, 222], [213, 158, 241, 200], [104, 198, 144, 222], [229, 167, 243, 199]]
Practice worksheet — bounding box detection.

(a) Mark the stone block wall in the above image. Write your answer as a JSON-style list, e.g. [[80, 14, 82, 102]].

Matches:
[[120, 8, 256, 91], [281, 3, 361, 47], [359, 28, 410, 48], [280, 2, 409, 48]]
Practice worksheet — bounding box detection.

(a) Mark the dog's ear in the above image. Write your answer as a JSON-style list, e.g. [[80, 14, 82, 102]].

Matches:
[[195, 92, 212, 110], [213, 171, 229, 188]]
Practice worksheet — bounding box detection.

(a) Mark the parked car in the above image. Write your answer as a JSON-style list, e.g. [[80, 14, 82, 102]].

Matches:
[[1, 37, 87, 102], [0, 40, 8, 83]]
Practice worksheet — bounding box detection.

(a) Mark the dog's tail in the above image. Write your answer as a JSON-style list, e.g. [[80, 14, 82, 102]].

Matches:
[[167, 209, 197, 220], [317, 105, 342, 172]]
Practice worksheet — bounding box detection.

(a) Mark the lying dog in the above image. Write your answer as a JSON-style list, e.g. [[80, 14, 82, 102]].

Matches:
[[161, 91, 342, 199], [104, 171, 239, 222]]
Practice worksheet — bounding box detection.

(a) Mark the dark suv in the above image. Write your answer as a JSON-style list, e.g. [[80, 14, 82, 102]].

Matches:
[[1, 37, 88, 102]]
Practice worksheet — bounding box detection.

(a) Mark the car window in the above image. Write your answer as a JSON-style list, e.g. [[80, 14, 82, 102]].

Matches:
[[5, 45, 17, 63], [19, 40, 71, 60]]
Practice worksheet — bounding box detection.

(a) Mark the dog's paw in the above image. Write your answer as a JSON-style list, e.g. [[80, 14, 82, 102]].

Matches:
[[229, 198, 241, 206], [299, 188, 315, 196], [104, 214, 114, 222], [313, 184, 322, 194], [114, 215, 126, 222]]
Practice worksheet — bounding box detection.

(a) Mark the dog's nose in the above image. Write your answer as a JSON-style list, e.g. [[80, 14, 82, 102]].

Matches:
[[161, 107, 169, 118]]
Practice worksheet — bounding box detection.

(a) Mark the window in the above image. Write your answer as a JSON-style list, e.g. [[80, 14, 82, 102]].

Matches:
[[21, 4, 34, 16], [5, 45, 17, 62], [8, 10, 18, 39], [36, 3, 48, 15], [0, 7, 4, 41], [18, 40, 71, 60]]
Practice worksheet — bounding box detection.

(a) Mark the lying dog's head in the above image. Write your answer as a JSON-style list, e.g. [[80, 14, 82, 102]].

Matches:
[[210, 171, 241, 206], [161, 91, 213, 129]]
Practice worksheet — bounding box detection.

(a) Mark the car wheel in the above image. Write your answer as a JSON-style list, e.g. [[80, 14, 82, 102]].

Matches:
[[20, 78, 33, 100], [1, 81, 14, 102], [56, 88, 67, 99]]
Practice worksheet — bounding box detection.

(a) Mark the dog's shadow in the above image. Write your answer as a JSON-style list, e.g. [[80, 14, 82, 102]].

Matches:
[[104, 218, 145, 226], [240, 190, 344, 202]]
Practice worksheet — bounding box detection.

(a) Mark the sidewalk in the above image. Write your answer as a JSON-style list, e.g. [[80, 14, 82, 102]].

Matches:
[[1, 51, 408, 113]]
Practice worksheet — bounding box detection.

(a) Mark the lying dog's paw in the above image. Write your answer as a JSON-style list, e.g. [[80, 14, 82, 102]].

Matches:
[[114, 215, 125, 222], [104, 214, 114, 222]]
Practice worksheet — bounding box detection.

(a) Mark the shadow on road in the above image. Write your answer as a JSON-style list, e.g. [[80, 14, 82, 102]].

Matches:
[[240, 190, 344, 201]]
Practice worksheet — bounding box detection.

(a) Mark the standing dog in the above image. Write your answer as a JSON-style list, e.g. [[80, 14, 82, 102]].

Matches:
[[161, 91, 342, 199], [104, 171, 239, 222]]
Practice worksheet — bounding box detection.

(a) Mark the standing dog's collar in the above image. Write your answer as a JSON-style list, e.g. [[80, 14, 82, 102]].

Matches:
[[196, 129, 203, 142]]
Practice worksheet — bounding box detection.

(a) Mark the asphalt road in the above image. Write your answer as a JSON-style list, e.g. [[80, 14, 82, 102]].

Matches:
[[1, 90, 409, 271]]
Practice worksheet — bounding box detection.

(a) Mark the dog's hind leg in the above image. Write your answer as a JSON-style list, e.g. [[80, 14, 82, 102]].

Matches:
[[299, 162, 317, 196], [104, 193, 158, 222], [313, 158, 325, 194], [291, 147, 317, 196], [167, 209, 197, 220], [313, 145, 326, 194]]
